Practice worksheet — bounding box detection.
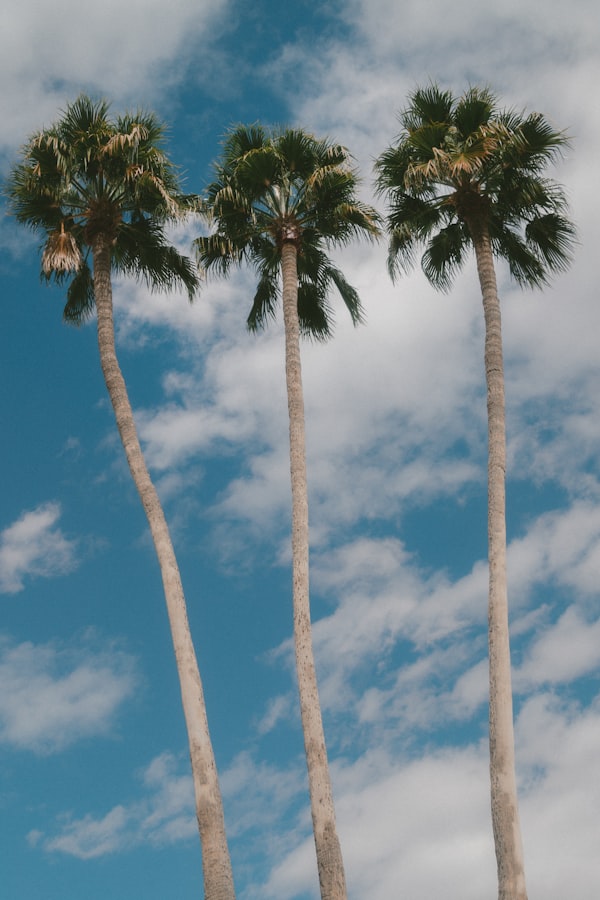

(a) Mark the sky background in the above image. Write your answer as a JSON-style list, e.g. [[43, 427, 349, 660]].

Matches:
[[1, 1, 599, 898]]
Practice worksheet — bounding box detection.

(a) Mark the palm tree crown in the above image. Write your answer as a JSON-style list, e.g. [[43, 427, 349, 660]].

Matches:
[[196, 123, 380, 336], [375, 84, 575, 288], [8, 94, 199, 318]]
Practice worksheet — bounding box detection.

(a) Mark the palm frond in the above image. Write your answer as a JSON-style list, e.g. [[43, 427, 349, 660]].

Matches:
[[116, 217, 199, 300], [524, 213, 576, 274], [297, 280, 333, 341], [404, 84, 454, 129], [325, 264, 364, 326], [422, 222, 470, 291], [62, 261, 95, 325], [222, 123, 267, 162], [387, 227, 419, 281], [454, 86, 495, 137], [384, 193, 447, 281], [195, 233, 246, 276], [247, 268, 279, 332], [41, 222, 83, 274], [490, 222, 546, 287]]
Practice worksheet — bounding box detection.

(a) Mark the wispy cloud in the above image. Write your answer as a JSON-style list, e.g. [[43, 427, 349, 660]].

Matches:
[[37, 806, 130, 859], [31, 747, 306, 865]]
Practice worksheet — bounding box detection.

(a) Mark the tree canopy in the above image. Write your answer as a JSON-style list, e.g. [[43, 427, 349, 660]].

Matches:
[[8, 94, 199, 323], [196, 123, 380, 338], [375, 84, 575, 290]]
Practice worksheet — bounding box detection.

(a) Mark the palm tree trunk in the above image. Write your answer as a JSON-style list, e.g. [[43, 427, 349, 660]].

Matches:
[[281, 241, 347, 900], [470, 224, 527, 900], [92, 234, 235, 900]]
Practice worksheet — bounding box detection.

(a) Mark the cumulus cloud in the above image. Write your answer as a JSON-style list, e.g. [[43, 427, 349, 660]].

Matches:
[[30, 757, 191, 859], [30, 691, 600, 898], [119, 262, 488, 551], [246, 688, 600, 900], [265, 498, 600, 741], [0, 634, 137, 753], [515, 607, 600, 688], [0, 0, 230, 157], [0, 502, 78, 594], [507, 502, 600, 601]]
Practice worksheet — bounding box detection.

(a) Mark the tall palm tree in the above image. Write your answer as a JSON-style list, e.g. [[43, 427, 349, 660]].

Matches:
[[7, 95, 236, 900], [375, 85, 575, 900], [196, 124, 380, 900]]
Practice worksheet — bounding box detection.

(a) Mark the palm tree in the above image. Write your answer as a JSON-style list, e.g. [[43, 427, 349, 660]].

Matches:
[[375, 85, 575, 900], [7, 95, 236, 900], [195, 124, 380, 900]]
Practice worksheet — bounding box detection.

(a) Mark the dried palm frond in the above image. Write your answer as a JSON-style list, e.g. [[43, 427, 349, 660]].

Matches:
[[42, 222, 82, 274]]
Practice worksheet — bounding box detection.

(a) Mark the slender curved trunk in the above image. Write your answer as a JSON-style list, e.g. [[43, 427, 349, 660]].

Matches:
[[281, 241, 347, 900], [470, 223, 527, 900], [92, 235, 235, 900]]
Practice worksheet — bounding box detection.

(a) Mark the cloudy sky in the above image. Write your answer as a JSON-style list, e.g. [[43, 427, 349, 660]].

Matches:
[[1, 1, 599, 898]]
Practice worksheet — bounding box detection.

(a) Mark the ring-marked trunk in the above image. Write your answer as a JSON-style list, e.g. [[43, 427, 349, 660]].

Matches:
[[281, 241, 348, 900], [470, 223, 527, 900], [92, 235, 236, 900]]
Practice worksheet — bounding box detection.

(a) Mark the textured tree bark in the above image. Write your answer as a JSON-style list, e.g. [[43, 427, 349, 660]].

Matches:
[[92, 235, 236, 900], [471, 224, 528, 900], [281, 241, 348, 900]]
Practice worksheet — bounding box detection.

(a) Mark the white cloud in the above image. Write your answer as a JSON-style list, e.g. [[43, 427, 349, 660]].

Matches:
[[263, 498, 600, 738], [254, 693, 294, 736], [221, 751, 307, 844], [516, 693, 600, 898], [30, 752, 194, 859], [250, 688, 600, 900], [515, 607, 600, 688], [119, 260, 488, 548], [0, 634, 137, 753], [137, 752, 200, 845], [33, 746, 307, 867], [507, 502, 600, 601], [41, 806, 130, 859], [0, 502, 78, 594], [0, 0, 230, 156], [31, 691, 600, 898]]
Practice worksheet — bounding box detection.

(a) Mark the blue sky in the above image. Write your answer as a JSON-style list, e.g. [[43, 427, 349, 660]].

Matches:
[[1, 1, 599, 898]]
